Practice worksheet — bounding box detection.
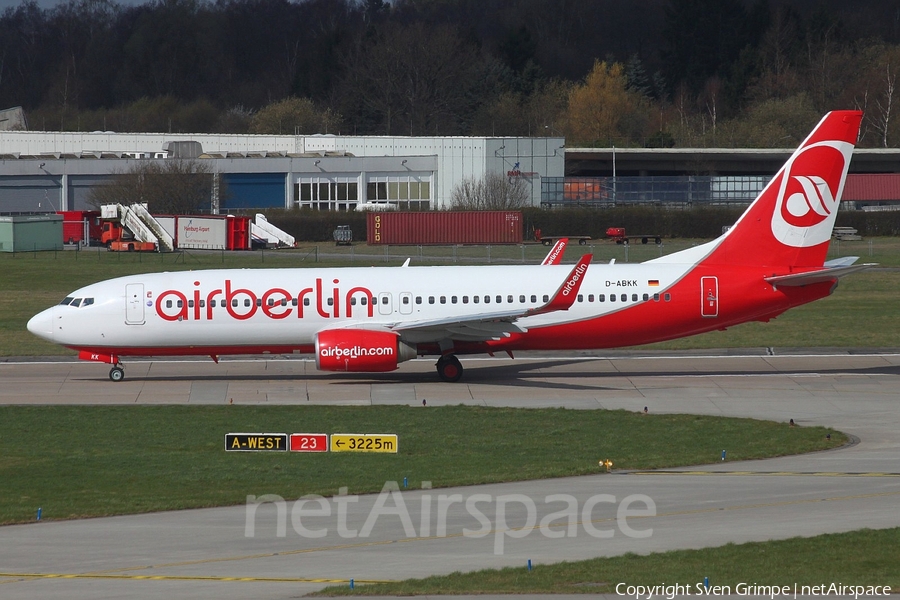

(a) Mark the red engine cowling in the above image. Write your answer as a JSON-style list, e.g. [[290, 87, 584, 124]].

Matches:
[[315, 329, 417, 372]]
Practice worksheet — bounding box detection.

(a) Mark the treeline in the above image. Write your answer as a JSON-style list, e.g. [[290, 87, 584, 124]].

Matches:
[[5, 0, 900, 147], [261, 207, 900, 244]]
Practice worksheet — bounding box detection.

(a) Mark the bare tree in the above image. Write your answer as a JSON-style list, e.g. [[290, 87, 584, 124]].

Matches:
[[88, 160, 213, 214], [450, 172, 530, 210]]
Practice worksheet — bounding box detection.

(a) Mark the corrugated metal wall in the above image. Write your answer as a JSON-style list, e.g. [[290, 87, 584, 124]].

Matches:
[[367, 211, 522, 245]]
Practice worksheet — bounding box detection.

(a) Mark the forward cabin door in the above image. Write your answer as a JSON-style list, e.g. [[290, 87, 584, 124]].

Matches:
[[125, 283, 145, 325], [701, 276, 718, 318]]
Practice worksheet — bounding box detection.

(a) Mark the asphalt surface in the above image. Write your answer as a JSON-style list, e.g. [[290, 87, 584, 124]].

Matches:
[[1, 352, 899, 599]]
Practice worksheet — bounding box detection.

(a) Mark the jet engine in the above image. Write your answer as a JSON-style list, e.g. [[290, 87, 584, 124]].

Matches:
[[315, 329, 417, 372]]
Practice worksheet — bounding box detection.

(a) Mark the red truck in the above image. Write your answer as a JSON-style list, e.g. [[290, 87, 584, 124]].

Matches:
[[100, 221, 157, 252], [606, 227, 662, 245]]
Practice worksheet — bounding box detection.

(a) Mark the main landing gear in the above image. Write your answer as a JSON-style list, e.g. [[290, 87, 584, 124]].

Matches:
[[436, 354, 463, 383], [109, 364, 125, 382]]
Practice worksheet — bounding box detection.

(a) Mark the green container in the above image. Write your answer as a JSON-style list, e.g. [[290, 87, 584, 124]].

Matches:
[[0, 214, 63, 252]]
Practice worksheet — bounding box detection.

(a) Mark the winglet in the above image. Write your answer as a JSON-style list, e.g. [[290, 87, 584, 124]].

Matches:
[[527, 254, 592, 317], [541, 238, 568, 265]]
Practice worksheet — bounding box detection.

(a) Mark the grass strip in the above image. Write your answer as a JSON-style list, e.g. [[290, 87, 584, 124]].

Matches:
[[0, 405, 843, 524], [315, 527, 900, 595]]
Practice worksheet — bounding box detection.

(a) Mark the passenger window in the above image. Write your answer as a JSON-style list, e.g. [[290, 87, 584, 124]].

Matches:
[[256, 299, 262, 307], [60, 297, 74, 305], [280, 299, 286, 307], [588, 294, 594, 302], [519, 295, 526, 303], [327, 298, 334, 306], [632, 294, 638, 302], [440, 296, 446, 304], [429, 296, 435, 304], [188, 300, 194, 308], [452, 296, 458, 304], [381, 296, 389, 304], [360, 297, 367, 305], [531, 295, 537, 303], [620, 294, 627, 302], [244, 299, 251, 307], [664, 293, 671, 302], [542, 295, 549, 302], [462, 296, 469, 304], [402, 296, 409, 305], [508, 295, 514, 303], [642, 294, 649, 301], [577, 294, 583, 302], [211, 299, 217, 308], [496, 295, 502, 303], [653, 293, 660, 302], [350, 297, 357, 305], [415, 296, 422, 304], [609, 295, 616, 303], [166, 300, 173, 308], [200, 299, 206, 308], [484, 295, 490, 304], [472, 296, 479, 304], [304, 298, 311, 306], [267, 298, 274, 307], [177, 300, 183, 308], [599, 294, 605, 302]]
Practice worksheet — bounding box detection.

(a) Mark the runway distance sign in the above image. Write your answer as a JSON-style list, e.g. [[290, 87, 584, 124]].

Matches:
[[290, 433, 328, 452], [331, 433, 398, 453], [225, 433, 288, 452]]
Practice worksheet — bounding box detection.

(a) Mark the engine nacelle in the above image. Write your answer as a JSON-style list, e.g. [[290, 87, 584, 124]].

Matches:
[[315, 329, 417, 372]]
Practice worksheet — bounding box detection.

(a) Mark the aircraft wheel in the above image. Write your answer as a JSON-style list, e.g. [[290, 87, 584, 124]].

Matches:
[[109, 367, 125, 382], [436, 355, 463, 383]]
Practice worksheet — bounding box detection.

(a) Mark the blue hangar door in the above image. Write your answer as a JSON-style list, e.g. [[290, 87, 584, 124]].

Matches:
[[222, 173, 285, 210]]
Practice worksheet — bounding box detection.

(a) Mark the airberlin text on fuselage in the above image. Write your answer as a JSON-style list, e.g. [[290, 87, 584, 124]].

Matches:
[[155, 278, 374, 322]]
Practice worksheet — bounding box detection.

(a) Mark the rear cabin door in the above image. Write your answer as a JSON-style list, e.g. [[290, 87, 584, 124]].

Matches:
[[125, 283, 145, 325], [701, 276, 718, 318]]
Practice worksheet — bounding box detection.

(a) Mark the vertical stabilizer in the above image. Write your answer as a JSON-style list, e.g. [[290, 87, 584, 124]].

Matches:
[[704, 110, 862, 268]]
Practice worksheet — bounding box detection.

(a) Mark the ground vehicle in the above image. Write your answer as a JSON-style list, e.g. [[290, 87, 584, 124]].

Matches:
[[606, 227, 662, 245], [100, 221, 156, 252], [534, 229, 591, 246], [333, 225, 353, 246]]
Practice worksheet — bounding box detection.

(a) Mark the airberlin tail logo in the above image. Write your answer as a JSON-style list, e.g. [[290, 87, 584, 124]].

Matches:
[[770, 140, 853, 248]]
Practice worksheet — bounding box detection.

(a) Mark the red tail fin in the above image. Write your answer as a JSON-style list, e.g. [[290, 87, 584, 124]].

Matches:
[[705, 110, 862, 268]]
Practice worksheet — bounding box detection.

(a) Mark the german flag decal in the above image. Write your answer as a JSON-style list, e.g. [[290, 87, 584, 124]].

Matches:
[[648, 280, 660, 287]]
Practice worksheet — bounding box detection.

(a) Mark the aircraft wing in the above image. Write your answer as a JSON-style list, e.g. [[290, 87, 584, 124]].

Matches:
[[391, 254, 592, 342], [764, 262, 877, 287]]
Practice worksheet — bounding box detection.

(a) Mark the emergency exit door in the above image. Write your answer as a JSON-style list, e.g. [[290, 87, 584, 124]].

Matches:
[[701, 276, 718, 318], [125, 283, 145, 325]]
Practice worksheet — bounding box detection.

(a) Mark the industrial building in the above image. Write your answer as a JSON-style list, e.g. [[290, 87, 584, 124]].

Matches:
[[0, 131, 564, 213]]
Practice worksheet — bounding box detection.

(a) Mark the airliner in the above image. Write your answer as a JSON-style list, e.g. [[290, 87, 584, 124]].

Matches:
[[28, 111, 873, 382]]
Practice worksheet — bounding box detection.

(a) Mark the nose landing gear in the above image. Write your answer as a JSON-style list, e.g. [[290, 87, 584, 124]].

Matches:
[[109, 364, 125, 382]]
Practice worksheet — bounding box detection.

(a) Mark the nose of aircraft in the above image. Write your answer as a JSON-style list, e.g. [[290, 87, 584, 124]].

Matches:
[[27, 307, 54, 341]]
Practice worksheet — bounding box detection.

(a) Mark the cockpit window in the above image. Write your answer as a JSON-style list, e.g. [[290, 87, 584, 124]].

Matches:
[[71, 298, 82, 307], [82, 298, 94, 306], [60, 297, 74, 305]]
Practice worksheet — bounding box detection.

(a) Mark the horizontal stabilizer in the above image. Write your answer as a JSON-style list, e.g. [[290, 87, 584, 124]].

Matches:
[[764, 263, 877, 287]]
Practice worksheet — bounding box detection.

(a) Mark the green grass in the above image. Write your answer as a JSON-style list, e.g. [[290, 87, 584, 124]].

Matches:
[[2, 240, 899, 356], [0, 405, 843, 524], [316, 528, 900, 595]]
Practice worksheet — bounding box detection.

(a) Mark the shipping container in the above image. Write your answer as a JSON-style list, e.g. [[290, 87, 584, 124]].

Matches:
[[0, 214, 63, 252], [842, 174, 900, 202], [59, 210, 102, 245], [168, 215, 251, 250], [366, 211, 522, 245]]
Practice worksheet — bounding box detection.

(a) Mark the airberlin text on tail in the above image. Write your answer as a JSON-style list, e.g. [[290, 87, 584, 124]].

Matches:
[[707, 110, 862, 268]]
